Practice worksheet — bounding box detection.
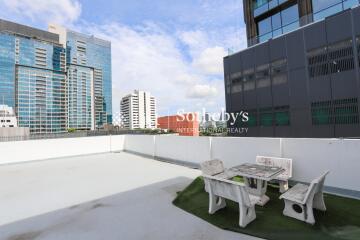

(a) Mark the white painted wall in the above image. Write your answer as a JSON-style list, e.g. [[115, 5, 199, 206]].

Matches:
[[110, 135, 125, 152], [124, 135, 155, 156], [122, 135, 360, 193], [1, 134, 359, 194], [0, 136, 109, 165], [0, 135, 125, 165], [281, 138, 360, 192], [211, 137, 281, 168], [155, 136, 211, 164]]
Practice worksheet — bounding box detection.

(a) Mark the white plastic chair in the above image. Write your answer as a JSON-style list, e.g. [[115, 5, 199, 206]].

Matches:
[[256, 156, 293, 193], [279, 171, 330, 224], [203, 174, 258, 228]]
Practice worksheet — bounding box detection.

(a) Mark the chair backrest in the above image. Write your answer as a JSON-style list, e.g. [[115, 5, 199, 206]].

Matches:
[[303, 171, 330, 203], [256, 156, 293, 179], [201, 159, 224, 176], [203, 174, 251, 207]]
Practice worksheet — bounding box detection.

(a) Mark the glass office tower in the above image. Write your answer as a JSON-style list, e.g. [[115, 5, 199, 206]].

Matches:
[[0, 19, 112, 134], [51, 26, 112, 129], [0, 19, 67, 134], [68, 30, 112, 127]]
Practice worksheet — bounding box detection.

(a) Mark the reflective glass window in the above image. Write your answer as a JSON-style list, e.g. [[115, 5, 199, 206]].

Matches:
[[272, 12, 282, 30], [258, 17, 272, 35], [312, 0, 342, 13], [281, 4, 299, 25]]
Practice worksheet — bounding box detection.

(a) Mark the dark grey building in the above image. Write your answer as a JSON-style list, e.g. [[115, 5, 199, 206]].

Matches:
[[224, 1, 360, 138]]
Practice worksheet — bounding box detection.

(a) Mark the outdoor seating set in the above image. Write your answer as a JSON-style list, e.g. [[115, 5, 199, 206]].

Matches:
[[201, 157, 329, 228]]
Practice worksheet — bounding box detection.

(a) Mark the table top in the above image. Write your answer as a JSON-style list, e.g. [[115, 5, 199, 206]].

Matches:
[[228, 163, 284, 181]]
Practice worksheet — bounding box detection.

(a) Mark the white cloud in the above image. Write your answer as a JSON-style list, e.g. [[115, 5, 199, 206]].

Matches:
[[178, 28, 246, 76], [186, 84, 218, 99], [193, 46, 227, 75], [80, 22, 224, 115], [0, 0, 247, 116], [0, 0, 81, 25]]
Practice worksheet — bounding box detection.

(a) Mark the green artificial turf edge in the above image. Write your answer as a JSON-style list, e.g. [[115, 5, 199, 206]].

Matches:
[[173, 177, 360, 240]]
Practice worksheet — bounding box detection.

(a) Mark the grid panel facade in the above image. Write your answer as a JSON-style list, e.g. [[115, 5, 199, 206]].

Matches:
[[15, 66, 67, 133]]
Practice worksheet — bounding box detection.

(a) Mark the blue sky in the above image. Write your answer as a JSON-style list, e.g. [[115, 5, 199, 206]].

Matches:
[[0, 0, 247, 116]]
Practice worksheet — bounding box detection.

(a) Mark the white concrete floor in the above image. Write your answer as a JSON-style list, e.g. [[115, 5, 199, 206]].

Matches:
[[0, 152, 260, 240]]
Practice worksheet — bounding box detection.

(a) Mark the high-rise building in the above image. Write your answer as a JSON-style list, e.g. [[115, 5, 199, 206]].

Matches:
[[224, 1, 360, 138], [49, 24, 112, 130], [0, 19, 67, 134], [0, 19, 112, 134], [120, 90, 157, 129]]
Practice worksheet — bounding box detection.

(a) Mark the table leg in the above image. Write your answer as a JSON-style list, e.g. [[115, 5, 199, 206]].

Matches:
[[244, 178, 270, 206]]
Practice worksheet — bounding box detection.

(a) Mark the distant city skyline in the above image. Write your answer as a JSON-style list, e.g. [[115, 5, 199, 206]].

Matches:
[[0, 0, 246, 116], [0, 18, 111, 133]]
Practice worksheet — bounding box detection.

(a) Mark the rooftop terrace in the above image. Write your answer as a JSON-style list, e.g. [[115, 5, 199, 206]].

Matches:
[[0, 135, 359, 239], [0, 152, 258, 240]]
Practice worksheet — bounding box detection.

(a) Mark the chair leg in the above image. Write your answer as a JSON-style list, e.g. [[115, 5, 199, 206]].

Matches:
[[239, 205, 256, 228], [279, 181, 289, 193], [282, 200, 306, 222], [313, 192, 327, 211], [209, 194, 226, 214], [305, 204, 315, 225]]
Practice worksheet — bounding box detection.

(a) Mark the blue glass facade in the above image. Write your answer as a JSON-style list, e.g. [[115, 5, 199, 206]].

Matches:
[[250, 0, 360, 45], [258, 4, 299, 42], [0, 34, 15, 108], [312, 0, 360, 21], [0, 29, 67, 134], [66, 30, 112, 127], [1, 19, 112, 134], [16, 66, 67, 133], [67, 64, 94, 130]]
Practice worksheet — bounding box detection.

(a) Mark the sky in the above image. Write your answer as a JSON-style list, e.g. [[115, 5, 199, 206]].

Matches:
[[0, 0, 247, 116]]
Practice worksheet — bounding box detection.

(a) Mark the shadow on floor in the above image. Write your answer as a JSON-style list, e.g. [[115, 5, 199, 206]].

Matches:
[[0, 176, 257, 240]]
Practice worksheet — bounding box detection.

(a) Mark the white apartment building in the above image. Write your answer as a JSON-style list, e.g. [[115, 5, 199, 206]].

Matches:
[[120, 90, 157, 129], [0, 105, 18, 128]]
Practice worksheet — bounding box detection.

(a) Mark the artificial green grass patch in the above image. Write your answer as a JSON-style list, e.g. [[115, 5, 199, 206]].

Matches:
[[173, 177, 360, 240], [231, 175, 245, 183]]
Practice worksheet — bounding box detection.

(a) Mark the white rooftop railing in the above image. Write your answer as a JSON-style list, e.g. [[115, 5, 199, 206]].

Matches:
[[0, 134, 359, 198]]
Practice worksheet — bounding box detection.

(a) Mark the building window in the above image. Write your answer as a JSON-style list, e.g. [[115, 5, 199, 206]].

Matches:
[[256, 64, 270, 88], [311, 98, 359, 125], [247, 109, 258, 127], [311, 100, 332, 125], [308, 46, 329, 78], [243, 69, 256, 91], [257, 4, 299, 43], [328, 39, 354, 74], [230, 72, 242, 93], [271, 59, 287, 85], [240, 109, 258, 127], [334, 98, 359, 124], [308, 39, 355, 78], [253, 0, 290, 17], [274, 106, 290, 126], [313, 0, 360, 21], [260, 107, 273, 126]]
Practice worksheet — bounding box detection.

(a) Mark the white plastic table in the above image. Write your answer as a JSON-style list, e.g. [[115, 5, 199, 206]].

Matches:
[[228, 163, 284, 206]]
